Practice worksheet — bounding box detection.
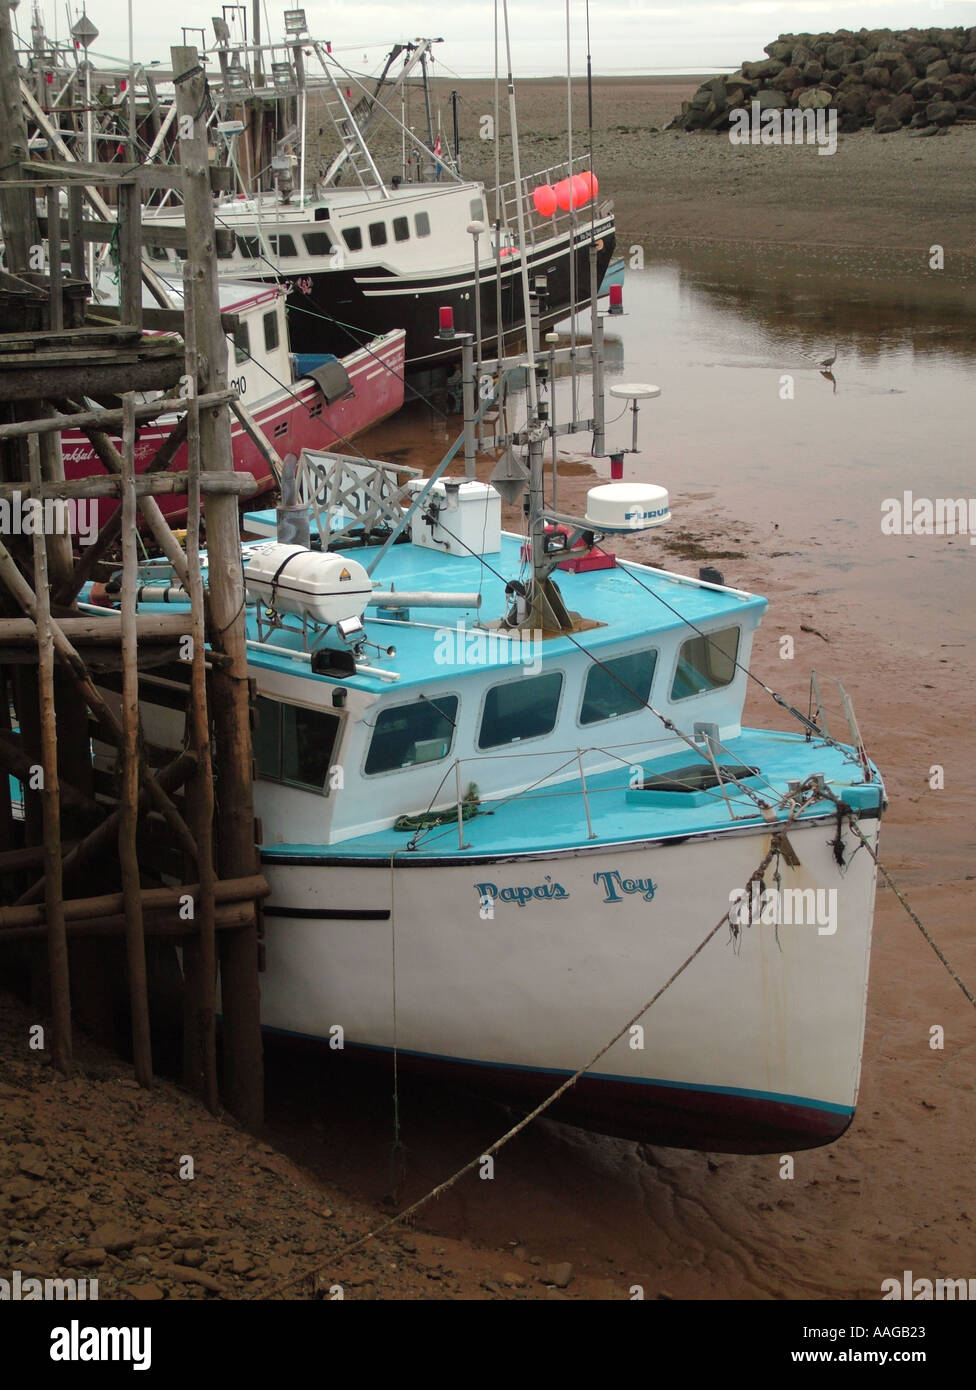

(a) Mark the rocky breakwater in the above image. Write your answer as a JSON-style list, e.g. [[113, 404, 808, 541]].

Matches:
[[674, 26, 976, 136]]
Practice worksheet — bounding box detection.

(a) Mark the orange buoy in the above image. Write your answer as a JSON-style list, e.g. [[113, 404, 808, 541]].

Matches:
[[532, 184, 558, 217]]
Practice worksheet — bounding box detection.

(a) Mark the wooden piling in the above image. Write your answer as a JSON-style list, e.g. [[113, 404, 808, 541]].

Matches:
[[119, 393, 153, 1088], [174, 45, 264, 1128], [26, 435, 72, 1074], [181, 261, 219, 1114]]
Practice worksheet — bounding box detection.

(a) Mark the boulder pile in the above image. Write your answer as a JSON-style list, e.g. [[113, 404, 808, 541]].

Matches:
[[674, 26, 976, 135]]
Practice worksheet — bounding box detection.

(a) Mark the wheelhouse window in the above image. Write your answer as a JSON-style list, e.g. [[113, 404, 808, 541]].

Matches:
[[237, 234, 262, 260], [268, 234, 297, 257], [233, 322, 250, 365], [342, 226, 363, 251], [364, 696, 458, 775], [253, 697, 341, 792], [580, 649, 657, 725], [414, 211, 431, 237], [303, 232, 331, 255], [393, 216, 410, 242], [263, 310, 280, 353], [369, 221, 388, 247], [670, 627, 740, 701], [478, 672, 562, 749]]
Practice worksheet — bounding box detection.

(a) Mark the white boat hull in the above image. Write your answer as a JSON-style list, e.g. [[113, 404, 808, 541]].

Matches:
[[257, 813, 879, 1152]]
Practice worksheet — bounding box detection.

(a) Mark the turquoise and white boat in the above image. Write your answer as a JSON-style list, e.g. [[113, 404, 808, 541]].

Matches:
[[113, 320, 884, 1155]]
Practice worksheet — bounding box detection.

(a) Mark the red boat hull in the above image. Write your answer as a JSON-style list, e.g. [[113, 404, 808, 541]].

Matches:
[[61, 332, 406, 527]]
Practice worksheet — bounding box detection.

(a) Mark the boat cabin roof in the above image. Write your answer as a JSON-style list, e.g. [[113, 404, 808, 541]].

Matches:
[[237, 519, 768, 692]]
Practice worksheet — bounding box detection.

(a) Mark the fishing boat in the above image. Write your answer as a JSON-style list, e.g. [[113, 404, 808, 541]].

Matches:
[[108, 302, 885, 1155], [138, 25, 616, 373], [62, 277, 405, 525]]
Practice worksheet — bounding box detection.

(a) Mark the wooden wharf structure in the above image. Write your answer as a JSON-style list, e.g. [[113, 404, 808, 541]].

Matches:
[[0, 12, 265, 1127]]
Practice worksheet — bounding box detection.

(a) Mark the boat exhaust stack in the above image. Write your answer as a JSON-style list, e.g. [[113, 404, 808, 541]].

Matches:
[[276, 454, 310, 548]]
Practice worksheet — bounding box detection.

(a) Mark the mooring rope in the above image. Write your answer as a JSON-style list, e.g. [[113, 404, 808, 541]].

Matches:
[[260, 794, 816, 1301], [818, 788, 975, 1011]]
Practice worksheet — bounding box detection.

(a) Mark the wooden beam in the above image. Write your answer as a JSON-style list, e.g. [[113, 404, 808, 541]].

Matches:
[[0, 729, 98, 810], [0, 613, 192, 643], [230, 398, 283, 488], [0, 901, 258, 943], [0, 470, 256, 500], [0, 325, 143, 352], [21, 158, 234, 193], [39, 214, 237, 259], [0, 357, 185, 405], [16, 749, 197, 906], [0, 390, 237, 441], [89, 305, 242, 335], [0, 875, 270, 930]]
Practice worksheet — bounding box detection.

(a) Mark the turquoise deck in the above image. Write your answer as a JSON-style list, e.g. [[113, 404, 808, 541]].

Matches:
[[261, 727, 882, 860]]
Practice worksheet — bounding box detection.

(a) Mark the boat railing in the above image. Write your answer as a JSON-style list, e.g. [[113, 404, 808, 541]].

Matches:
[[809, 670, 873, 782], [441, 735, 771, 851], [492, 155, 604, 249]]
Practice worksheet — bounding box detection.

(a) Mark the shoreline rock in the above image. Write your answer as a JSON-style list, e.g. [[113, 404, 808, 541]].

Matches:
[[672, 25, 976, 136]]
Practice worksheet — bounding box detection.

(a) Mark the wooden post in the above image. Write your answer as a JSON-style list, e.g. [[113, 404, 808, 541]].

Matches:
[[174, 45, 263, 1127], [67, 185, 85, 282], [181, 262, 219, 1113], [117, 182, 143, 332], [46, 185, 63, 332], [26, 435, 72, 1074], [0, 0, 40, 275], [118, 392, 153, 1089], [0, 668, 13, 856]]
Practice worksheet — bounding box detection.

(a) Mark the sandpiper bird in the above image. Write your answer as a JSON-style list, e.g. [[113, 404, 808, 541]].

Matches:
[[819, 345, 839, 370]]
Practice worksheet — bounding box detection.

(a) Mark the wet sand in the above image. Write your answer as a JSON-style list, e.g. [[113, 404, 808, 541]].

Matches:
[[428, 75, 976, 262]]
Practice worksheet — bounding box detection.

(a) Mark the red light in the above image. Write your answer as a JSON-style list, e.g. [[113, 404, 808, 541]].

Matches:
[[326, 41, 332, 53], [45, 71, 53, 83], [609, 283, 623, 314], [120, 78, 127, 92], [438, 306, 455, 338], [610, 453, 624, 480]]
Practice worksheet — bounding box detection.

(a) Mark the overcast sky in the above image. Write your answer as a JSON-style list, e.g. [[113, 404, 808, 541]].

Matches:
[[14, 1, 976, 76]]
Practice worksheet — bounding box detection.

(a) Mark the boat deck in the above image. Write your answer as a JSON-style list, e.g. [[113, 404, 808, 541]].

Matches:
[[260, 727, 883, 861]]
